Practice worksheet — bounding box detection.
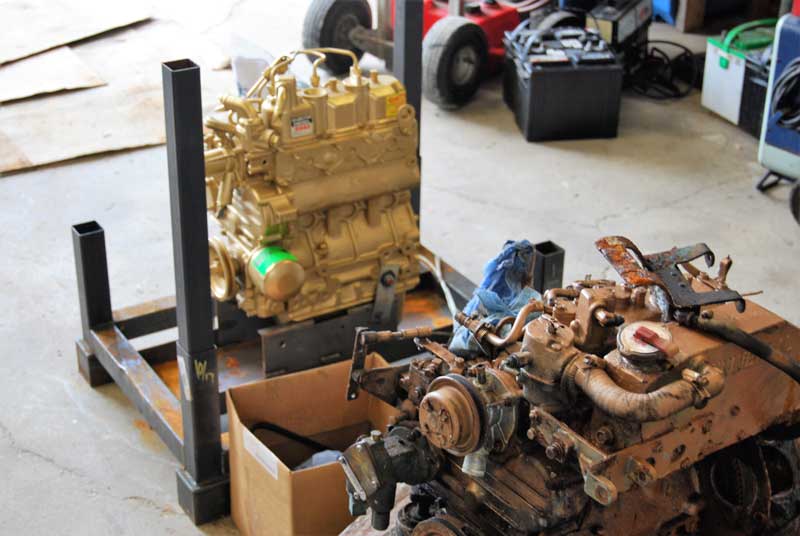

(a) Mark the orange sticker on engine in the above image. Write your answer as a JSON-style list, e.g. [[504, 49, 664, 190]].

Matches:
[[386, 92, 406, 118]]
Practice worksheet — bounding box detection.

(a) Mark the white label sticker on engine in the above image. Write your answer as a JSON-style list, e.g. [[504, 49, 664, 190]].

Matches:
[[290, 115, 313, 138], [243, 427, 279, 479]]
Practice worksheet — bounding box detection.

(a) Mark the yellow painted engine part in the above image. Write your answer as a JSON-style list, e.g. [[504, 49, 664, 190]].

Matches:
[[204, 48, 420, 321]]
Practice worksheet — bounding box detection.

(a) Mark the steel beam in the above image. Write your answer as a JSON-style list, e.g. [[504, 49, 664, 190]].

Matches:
[[114, 296, 177, 339], [162, 59, 229, 524], [72, 221, 113, 337], [394, 0, 424, 214], [72, 222, 184, 457], [533, 241, 565, 294], [89, 326, 184, 460], [72, 221, 114, 386], [394, 0, 424, 127]]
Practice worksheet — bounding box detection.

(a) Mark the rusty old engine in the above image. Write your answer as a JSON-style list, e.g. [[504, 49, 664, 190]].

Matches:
[[340, 237, 800, 536], [203, 49, 420, 321]]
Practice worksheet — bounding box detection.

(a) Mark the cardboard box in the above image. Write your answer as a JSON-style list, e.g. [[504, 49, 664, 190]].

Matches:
[[227, 354, 400, 536]]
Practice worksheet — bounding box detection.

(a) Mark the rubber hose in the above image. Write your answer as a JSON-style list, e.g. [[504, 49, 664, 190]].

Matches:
[[573, 362, 725, 422], [693, 317, 800, 384]]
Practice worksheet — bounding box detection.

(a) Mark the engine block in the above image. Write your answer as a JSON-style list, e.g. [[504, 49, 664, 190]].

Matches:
[[340, 237, 800, 536], [203, 49, 420, 321]]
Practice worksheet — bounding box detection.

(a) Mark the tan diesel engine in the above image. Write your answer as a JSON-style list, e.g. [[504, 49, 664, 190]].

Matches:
[[203, 49, 420, 321], [341, 237, 800, 536]]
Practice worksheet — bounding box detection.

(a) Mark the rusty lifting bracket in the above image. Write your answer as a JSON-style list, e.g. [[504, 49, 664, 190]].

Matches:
[[596, 236, 745, 314]]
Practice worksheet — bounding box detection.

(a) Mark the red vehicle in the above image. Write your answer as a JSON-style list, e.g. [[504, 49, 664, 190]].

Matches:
[[303, 0, 541, 109]]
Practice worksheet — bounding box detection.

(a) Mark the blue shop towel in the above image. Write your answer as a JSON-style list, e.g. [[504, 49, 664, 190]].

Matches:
[[450, 240, 542, 357]]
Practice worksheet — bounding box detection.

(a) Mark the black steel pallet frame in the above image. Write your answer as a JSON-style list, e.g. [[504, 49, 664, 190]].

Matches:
[[74, 58, 230, 523], [72, 2, 429, 525]]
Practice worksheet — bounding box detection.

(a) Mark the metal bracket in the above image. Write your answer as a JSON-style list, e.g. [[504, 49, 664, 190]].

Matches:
[[348, 327, 371, 401], [349, 26, 394, 63], [596, 236, 744, 313], [353, 364, 410, 405], [260, 301, 400, 377], [347, 326, 434, 401], [372, 265, 399, 325], [644, 242, 745, 312]]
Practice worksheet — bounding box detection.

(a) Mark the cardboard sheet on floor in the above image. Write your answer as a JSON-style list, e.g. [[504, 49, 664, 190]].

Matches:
[[0, 21, 231, 174], [0, 0, 150, 65], [0, 47, 106, 103]]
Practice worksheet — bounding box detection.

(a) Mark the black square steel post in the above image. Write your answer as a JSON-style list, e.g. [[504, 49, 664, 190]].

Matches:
[[533, 241, 565, 294], [394, 0, 424, 214], [162, 59, 229, 524], [72, 221, 114, 386]]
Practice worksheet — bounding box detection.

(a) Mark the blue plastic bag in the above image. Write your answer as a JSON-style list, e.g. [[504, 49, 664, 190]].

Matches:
[[450, 240, 542, 356]]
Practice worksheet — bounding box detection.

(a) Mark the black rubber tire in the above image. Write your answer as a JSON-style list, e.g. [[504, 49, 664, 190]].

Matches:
[[422, 16, 488, 109], [302, 0, 372, 75], [791, 184, 800, 225], [537, 10, 583, 31]]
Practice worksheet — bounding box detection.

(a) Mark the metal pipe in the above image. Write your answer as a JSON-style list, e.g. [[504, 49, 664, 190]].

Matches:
[[494, 316, 515, 332], [455, 300, 543, 348], [204, 117, 236, 134], [203, 148, 231, 176], [544, 287, 578, 306], [219, 95, 256, 119], [572, 359, 725, 422], [272, 85, 288, 119], [594, 308, 625, 327], [487, 300, 543, 347]]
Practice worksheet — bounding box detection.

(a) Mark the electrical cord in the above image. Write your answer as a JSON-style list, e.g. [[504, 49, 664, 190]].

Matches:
[[771, 57, 800, 131], [509, 3, 698, 100], [416, 253, 460, 320], [525, 4, 697, 100], [543, 4, 698, 99], [625, 39, 698, 100], [686, 315, 800, 385], [250, 421, 336, 452]]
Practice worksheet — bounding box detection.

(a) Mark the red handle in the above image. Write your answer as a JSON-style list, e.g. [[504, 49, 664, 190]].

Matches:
[[794, 0, 800, 16]]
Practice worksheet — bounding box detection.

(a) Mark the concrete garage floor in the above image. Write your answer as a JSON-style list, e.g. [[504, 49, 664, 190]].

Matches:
[[0, 1, 797, 535]]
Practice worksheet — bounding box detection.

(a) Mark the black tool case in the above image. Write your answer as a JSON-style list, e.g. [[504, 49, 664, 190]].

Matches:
[[503, 24, 624, 142]]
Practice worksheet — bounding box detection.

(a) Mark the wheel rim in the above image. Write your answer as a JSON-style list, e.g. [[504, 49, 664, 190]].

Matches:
[[450, 45, 479, 87], [333, 13, 360, 49]]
